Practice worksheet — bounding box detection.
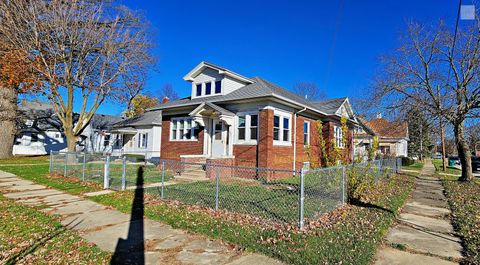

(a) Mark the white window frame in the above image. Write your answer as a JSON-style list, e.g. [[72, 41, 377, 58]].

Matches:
[[170, 117, 198, 141], [235, 112, 259, 145], [273, 110, 292, 146], [304, 121, 310, 146], [334, 126, 344, 148], [138, 133, 148, 148]]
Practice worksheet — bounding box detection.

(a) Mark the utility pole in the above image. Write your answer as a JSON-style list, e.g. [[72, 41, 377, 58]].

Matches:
[[440, 117, 447, 172]]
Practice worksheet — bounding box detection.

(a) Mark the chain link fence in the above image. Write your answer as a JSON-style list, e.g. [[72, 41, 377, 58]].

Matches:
[[49, 151, 401, 228]]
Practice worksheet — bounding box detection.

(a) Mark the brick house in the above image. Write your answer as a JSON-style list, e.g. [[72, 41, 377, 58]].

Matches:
[[148, 62, 357, 178]]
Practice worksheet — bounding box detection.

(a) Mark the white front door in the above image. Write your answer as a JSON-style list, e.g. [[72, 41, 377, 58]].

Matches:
[[211, 120, 225, 157]]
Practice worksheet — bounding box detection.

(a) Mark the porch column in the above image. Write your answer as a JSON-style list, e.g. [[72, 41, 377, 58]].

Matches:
[[228, 125, 234, 156]]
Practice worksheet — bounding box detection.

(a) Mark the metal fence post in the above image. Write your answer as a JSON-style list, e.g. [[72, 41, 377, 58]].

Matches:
[[64, 152, 68, 177], [342, 166, 346, 204], [49, 152, 53, 174], [298, 168, 305, 229], [104, 155, 110, 189], [121, 156, 126, 191], [82, 151, 86, 181], [161, 161, 165, 199], [215, 166, 220, 211]]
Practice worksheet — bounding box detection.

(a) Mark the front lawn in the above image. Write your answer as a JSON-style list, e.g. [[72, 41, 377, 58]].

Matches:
[[432, 159, 461, 175], [441, 174, 480, 264], [402, 161, 424, 171], [0, 156, 416, 264], [0, 194, 110, 264], [92, 172, 416, 265]]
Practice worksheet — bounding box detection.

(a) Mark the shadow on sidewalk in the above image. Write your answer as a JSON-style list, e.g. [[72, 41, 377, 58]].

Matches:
[[111, 166, 145, 265]]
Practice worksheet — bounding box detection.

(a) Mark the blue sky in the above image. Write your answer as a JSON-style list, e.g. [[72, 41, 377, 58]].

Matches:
[[93, 0, 465, 115]]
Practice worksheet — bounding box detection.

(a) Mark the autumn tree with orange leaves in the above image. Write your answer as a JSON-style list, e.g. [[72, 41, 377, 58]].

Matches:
[[0, 42, 40, 158], [0, 0, 154, 152]]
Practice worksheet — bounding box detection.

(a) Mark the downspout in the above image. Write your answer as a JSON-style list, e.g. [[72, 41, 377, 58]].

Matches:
[[293, 107, 307, 174]]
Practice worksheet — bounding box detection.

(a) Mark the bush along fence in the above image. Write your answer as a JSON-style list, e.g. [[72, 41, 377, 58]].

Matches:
[[49, 151, 401, 229]]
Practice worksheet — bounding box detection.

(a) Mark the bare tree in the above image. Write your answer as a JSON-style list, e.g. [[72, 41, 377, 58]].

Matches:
[[373, 21, 480, 181], [159, 83, 179, 101], [0, 0, 154, 151], [293, 82, 327, 100]]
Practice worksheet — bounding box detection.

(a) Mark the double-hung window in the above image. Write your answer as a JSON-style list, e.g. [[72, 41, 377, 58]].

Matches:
[[138, 133, 148, 148], [273, 111, 291, 145], [236, 113, 259, 143], [334, 126, 344, 148], [215, 80, 222, 94], [170, 118, 198, 141], [304, 121, 310, 145], [195, 84, 202, 97], [205, 82, 212, 95]]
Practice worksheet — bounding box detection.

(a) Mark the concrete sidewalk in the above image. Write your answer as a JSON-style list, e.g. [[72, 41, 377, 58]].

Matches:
[[0, 170, 283, 265], [374, 160, 463, 265]]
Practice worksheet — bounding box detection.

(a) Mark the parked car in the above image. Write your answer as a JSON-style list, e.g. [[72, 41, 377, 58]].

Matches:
[[432, 154, 443, 160], [448, 156, 461, 167]]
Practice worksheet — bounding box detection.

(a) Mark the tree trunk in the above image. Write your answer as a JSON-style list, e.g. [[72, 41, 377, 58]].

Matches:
[[454, 121, 473, 182], [64, 127, 77, 152], [0, 86, 18, 159]]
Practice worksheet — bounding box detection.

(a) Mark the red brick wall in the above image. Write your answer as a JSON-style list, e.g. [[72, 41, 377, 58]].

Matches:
[[160, 118, 204, 160], [233, 145, 257, 167], [258, 109, 273, 169]]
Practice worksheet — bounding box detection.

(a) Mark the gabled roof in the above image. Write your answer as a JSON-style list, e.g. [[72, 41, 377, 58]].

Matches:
[[90, 114, 125, 130], [112, 110, 162, 128], [190, 102, 235, 117], [366, 118, 408, 139], [356, 117, 376, 136], [183, 61, 254, 84], [150, 77, 350, 116], [150, 62, 356, 123]]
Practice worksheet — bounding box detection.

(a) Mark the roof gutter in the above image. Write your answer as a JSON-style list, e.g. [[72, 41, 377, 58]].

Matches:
[[293, 106, 307, 174]]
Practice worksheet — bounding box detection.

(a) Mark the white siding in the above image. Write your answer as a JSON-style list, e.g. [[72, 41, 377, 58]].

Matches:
[[396, 139, 408, 157], [222, 76, 247, 95]]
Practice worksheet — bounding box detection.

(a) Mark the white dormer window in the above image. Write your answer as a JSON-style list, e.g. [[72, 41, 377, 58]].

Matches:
[[215, 80, 221, 94], [196, 84, 202, 97], [205, 82, 212, 95]]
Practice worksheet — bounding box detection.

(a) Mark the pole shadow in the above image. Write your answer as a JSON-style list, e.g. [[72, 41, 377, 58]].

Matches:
[[111, 166, 145, 265]]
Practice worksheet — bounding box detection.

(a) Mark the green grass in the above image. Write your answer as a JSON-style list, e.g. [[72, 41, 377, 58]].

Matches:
[[0, 156, 416, 264], [402, 161, 424, 171], [91, 172, 416, 265], [0, 155, 49, 165], [432, 159, 461, 175], [147, 177, 340, 223], [0, 163, 101, 195], [441, 174, 480, 264], [0, 194, 110, 264], [50, 161, 173, 190]]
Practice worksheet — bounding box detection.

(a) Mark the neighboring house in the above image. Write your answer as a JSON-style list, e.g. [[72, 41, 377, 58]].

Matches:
[[365, 114, 409, 157], [80, 114, 125, 154], [146, 61, 357, 176], [353, 117, 376, 161], [109, 111, 162, 159], [13, 100, 123, 156], [13, 100, 66, 155]]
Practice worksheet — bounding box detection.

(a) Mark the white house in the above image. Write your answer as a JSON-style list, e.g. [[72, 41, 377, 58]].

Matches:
[[109, 111, 162, 160]]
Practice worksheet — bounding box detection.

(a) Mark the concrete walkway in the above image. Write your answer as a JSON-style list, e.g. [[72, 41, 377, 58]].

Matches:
[[0, 170, 283, 265], [374, 160, 463, 265]]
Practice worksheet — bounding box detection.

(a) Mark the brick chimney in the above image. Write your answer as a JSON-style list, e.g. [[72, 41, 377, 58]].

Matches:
[[162, 96, 169, 104]]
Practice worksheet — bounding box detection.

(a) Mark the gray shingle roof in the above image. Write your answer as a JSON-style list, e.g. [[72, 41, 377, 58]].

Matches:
[[150, 77, 348, 116], [202, 102, 235, 116], [113, 111, 162, 128], [90, 114, 125, 130], [311, 97, 347, 114]]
